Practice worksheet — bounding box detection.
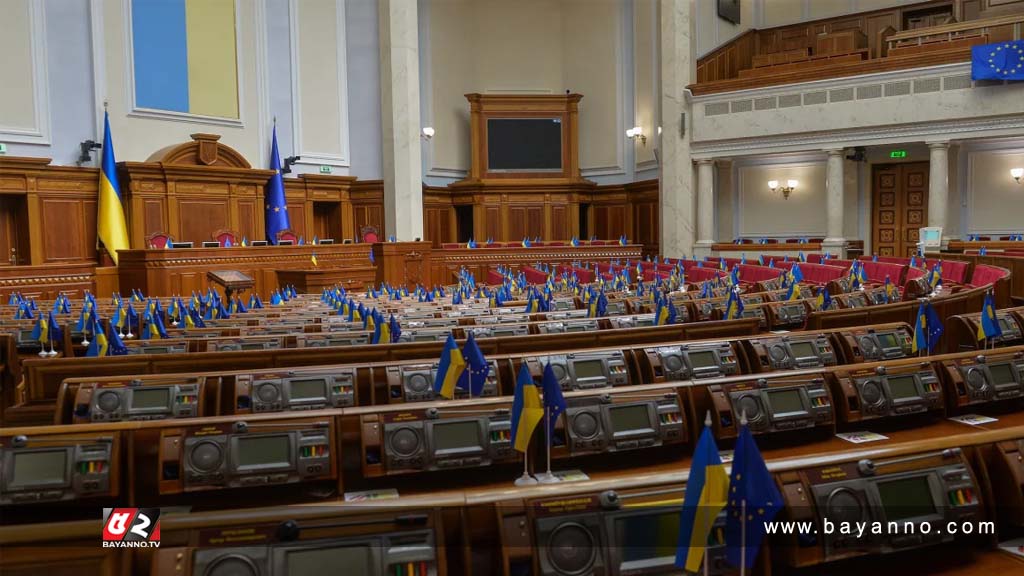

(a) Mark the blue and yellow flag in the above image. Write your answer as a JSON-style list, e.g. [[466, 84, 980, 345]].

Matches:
[[311, 252, 319, 267], [885, 275, 897, 303], [433, 333, 466, 399], [978, 292, 1003, 341], [97, 112, 130, 265], [912, 301, 944, 353], [675, 421, 729, 572], [724, 289, 744, 320], [816, 287, 832, 311], [785, 282, 801, 301], [511, 363, 544, 453]]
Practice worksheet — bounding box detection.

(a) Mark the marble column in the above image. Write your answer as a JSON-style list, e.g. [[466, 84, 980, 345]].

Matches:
[[824, 149, 845, 251], [927, 141, 950, 236], [378, 0, 423, 241], [694, 159, 715, 258], [658, 0, 696, 259]]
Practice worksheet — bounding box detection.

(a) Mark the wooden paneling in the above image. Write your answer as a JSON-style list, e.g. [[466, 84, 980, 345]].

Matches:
[[0, 195, 29, 266], [551, 205, 567, 240], [177, 200, 229, 244], [40, 199, 89, 262], [872, 162, 930, 258], [237, 199, 258, 240]]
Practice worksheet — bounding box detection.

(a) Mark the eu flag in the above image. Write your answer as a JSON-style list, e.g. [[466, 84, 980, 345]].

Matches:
[[540, 362, 567, 443], [912, 301, 944, 353], [264, 126, 291, 244], [458, 332, 490, 396], [725, 422, 783, 570], [972, 41, 1024, 81]]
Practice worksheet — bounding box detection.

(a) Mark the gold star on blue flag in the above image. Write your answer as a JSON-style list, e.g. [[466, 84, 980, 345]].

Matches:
[[972, 41, 1024, 80]]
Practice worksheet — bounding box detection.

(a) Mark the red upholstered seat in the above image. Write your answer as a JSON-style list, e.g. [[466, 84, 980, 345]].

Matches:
[[683, 266, 726, 283], [794, 262, 847, 285], [146, 232, 171, 249], [969, 264, 1007, 287], [923, 258, 970, 284], [856, 260, 908, 284], [442, 243, 460, 249], [213, 229, 237, 247], [546, 241, 565, 247], [905, 267, 926, 281], [735, 264, 786, 284], [361, 225, 379, 243], [277, 230, 298, 244], [521, 266, 549, 284], [486, 269, 505, 284]]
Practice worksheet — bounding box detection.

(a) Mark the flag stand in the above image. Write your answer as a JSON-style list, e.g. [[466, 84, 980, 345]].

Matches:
[[740, 498, 748, 576], [514, 451, 537, 486], [536, 406, 561, 484]]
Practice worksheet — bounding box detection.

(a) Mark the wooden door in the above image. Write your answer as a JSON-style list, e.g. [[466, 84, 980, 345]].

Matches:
[[872, 162, 929, 257]]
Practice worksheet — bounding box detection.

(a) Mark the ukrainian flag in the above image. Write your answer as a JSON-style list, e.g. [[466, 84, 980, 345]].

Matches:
[[96, 112, 130, 265], [656, 299, 671, 325], [978, 292, 1003, 341], [724, 290, 744, 320], [675, 422, 729, 572], [511, 363, 544, 453], [433, 334, 466, 399], [311, 252, 319, 267], [786, 282, 801, 301]]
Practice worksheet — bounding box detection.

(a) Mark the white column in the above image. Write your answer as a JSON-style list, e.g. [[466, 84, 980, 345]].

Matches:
[[822, 148, 846, 257], [927, 141, 950, 235], [379, 0, 424, 241], [658, 0, 696, 259], [694, 159, 715, 258]]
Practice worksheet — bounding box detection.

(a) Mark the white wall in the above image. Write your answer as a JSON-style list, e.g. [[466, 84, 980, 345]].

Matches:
[[736, 160, 827, 237], [966, 145, 1024, 234]]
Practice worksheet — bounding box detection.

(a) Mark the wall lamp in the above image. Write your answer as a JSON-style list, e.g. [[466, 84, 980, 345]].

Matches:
[[626, 126, 646, 147], [421, 126, 435, 141], [77, 140, 102, 166], [1012, 167, 1023, 184], [768, 179, 798, 199]]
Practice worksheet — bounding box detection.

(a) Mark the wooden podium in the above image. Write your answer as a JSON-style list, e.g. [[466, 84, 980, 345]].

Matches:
[[206, 270, 254, 301], [275, 268, 373, 293]]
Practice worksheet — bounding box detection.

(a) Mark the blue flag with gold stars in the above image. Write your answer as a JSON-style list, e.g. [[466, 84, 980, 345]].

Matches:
[[265, 126, 291, 244], [972, 41, 1024, 80]]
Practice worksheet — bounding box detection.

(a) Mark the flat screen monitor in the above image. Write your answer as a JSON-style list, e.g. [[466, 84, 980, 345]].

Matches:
[[285, 546, 373, 575], [202, 241, 220, 248], [170, 242, 193, 249], [290, 378, 328, 401], [887, 375, 919, 400], [278, 240, 294, 246], [573, 359, 605, 379], [608, 404, 653, 435], [235, 435, 291, 470], [989, 363, 1017, 386], [431, 420, 482, 455], [242, 343, 269, 350], [998, 316, 1015, 333], [10, 450, 68, 488], [251, 240, 269, 247], [767, 389, 804, 415], [132, 387, 171, 410], [877, 332, 900, 349], [318, 239, 335, 245], [687, 350, 718, 369], [790, 341, 817, 359], [486, 118, 562, 172], [615, 511, 680, 566], [877, 475, 936, 521]]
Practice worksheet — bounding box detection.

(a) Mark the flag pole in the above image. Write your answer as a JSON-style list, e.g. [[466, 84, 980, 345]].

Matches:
[[538, 407, 560, 484], [740, 498, 747, 576], [514, 449, 537, 486], [703, 411, 713, 576]]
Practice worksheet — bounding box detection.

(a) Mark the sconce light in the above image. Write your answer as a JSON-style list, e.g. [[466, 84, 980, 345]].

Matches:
[[768, 179, 798, 199], [281, 155, 301, 175], [421, 126, 435, 141], [1012, 167, 1023, 184], [76, 140, 102, 166], [626, 126, 647, 147], [657, 126, 662, 135]]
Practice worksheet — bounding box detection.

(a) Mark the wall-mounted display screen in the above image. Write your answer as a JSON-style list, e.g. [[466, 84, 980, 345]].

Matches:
[[487, 118, 562, 172]]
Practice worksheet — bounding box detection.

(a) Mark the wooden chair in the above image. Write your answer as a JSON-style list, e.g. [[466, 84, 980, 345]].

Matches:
[[212, 229, 237, 247], [361, 225, 379, 243], [146, 232, 171, 249], [276, 230, 299, 244]]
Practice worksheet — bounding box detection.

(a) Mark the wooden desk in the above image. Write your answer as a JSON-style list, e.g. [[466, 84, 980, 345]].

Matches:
[[117, 244, 378, 297], [711, 242, 824, 258], [433, 244, 642, 285], [276, 268, 374, 293]]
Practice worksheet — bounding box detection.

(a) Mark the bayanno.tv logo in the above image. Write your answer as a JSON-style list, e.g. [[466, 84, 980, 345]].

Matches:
[[102, 508, 161, 548]]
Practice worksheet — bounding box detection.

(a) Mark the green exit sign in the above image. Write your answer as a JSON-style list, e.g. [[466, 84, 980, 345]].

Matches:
[[319, 165, 332, 174], [890, 150, 908, 158], [0, 143, 7, 154]]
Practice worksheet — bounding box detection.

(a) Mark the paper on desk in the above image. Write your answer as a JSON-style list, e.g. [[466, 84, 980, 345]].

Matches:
[[948, 414, 998, 426], [835, 431, 889, 444], [344, 488, 400, 502]]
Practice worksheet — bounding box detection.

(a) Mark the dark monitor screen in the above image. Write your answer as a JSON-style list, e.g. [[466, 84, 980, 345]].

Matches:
[[790, 341, 817, 359], [290, 379, 327, 400], [18, 329, 35, 341], [617, 511, 680, 564], [141, 346, 171, 354], [609, 404, 653, 434], [236, 435, 291, 469], [767, 389, 804, 414], [242, 343, 268, 350], [877, 476, 936, 521], [413, 334, 438, 342], [278, 240, 294, 246], [687, 350, 718, 369], [887, 375, 919, 399], [432, 420, 482, 453], [285, 545, 373, 575], [877, 332, 899, 349], [170, 242, 193, 249], [565, 323, 589, 333], [573, 359, 605, 379], [998, 317, 1015, 332], [486, 118, 562, 172], [132, 388, 170, 410], [989, 363, 1017, 386], [11, 450, 67, 488]]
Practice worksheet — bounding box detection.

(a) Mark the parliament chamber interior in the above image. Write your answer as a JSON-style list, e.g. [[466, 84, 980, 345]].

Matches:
[[2, 0, 1024, 575]]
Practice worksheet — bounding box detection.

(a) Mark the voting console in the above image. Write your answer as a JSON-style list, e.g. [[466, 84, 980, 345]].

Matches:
[[70, 377, 205, 423], [0, 429, 120, 505]]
